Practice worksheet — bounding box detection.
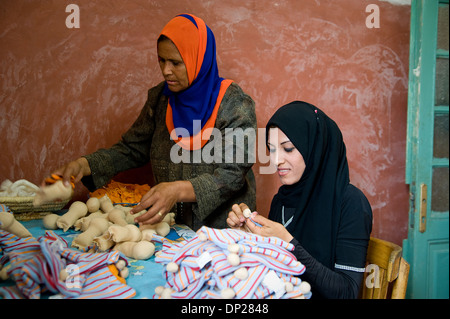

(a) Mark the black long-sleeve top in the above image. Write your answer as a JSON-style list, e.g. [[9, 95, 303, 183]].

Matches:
[[290, 184, 373, 299]]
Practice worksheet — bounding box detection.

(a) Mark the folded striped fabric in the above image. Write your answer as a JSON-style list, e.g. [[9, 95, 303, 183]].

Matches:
[[153, 226, 311, 299], [0, 204, 11, 213], [0, 229, 135, 299]]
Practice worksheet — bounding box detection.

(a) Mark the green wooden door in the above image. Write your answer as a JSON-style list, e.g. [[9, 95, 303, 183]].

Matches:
[[403, 0, 449, 299]]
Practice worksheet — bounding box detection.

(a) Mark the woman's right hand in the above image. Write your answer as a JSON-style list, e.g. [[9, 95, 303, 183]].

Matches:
[[226, 203, 250, 231], [44, 157, 91, 187]]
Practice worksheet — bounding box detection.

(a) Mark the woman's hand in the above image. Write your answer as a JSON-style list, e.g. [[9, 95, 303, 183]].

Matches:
[[226, 203, 250, 232], [131, 181, 195, 225], [44, 157, 91, 187], [227, 203, 293, 242], [246, 213, 294, 243]]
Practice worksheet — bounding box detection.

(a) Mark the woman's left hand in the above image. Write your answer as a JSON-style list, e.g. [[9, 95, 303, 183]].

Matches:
[[246, 213, 294, 243], [131, 180, 196, 225], [131, 182, 178, 225]]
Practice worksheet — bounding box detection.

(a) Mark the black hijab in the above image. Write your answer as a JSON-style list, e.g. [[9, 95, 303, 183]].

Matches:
[[266, 101, 350, 269]]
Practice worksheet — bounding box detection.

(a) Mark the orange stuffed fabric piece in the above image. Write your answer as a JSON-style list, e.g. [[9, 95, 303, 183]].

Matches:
[[89, 180, 150, 204]]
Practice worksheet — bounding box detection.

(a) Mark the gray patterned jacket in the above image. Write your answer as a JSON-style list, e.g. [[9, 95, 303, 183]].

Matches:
[[82, 81, 257, 230]]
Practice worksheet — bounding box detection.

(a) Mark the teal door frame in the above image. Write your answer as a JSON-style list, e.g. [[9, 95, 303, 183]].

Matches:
[[403, 0, 449, 299]]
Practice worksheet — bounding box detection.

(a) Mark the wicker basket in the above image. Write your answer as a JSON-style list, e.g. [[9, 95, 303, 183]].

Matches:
[[0, 196, 71, 213]]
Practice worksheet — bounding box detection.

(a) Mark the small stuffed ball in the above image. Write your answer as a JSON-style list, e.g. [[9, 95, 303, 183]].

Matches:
[[221, 287, 236, 299], [243, 208, 252, 218], [299, 281, 311, 294], [166, 262, 179, 273], [227, 243, 240, 254], [227, 253, 240, 266], [198, 232, 208, 242], [234, 267, 248, 280]]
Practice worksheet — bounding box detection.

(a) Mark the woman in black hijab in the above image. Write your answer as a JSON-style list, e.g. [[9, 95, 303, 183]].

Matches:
[[227, 101, 373, 299]]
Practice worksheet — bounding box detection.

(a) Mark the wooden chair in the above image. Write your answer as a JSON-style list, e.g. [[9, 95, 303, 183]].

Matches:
[[360, 237, 410, 299]]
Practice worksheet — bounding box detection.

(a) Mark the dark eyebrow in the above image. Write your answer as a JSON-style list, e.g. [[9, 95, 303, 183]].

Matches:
[[158, 55, 183, 64], [267, 141, 293, 147]]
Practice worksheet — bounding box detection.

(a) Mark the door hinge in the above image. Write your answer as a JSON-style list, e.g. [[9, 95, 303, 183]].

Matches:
[[419, 183, 427, 233], [409, 190, 415, 229]]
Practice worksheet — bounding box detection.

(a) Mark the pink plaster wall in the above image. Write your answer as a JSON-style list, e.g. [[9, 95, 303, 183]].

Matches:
[[0, 0, 411, 245]]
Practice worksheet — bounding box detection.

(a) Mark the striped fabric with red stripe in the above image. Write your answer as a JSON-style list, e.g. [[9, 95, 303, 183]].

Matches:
[[0, 229, 136, 299], [154, 226, 310, 299]]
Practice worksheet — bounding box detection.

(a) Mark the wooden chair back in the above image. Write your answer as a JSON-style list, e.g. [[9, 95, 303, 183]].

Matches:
[[360, 237, 410, 299]]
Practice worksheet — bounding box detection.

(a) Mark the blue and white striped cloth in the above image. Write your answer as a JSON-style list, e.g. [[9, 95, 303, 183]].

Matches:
[[0, 229, 136, 299], [0, 204, 11, 213], [153, 226, 311, 299]]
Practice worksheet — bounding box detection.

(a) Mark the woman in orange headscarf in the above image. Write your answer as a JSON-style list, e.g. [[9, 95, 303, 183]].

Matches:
[[159, 14, 234, 150], [47, 14, 257, 230]]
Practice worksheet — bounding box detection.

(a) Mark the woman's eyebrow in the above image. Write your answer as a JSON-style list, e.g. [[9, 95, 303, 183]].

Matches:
[[158, 55, 183, 63], [268, 140, 292, 147]]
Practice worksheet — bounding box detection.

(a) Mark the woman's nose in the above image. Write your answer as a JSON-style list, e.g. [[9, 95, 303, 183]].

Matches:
[[161, 62, 173, 76], [270, 150, 283, 166]]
